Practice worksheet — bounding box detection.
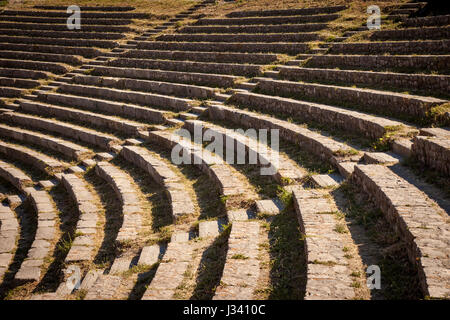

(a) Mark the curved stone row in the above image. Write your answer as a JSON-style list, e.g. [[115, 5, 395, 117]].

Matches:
[[94, 161, 143, 242], [15, 190, 58, 282], [352, 164, 449, 298], [277, 66, 450, 97], [254, 77, 447, 119], [0, 111, 121, 150], [207, 103, 358, 167], [228, 90, 404, 140], [61, 173, 102, 264], [183, 119, 306, 184], [120, 146, 196, 221], [0, 203, 19, 281], [0, 140, 66, 175], [145, 129, 259, 207], [292, 187, 355, 300]]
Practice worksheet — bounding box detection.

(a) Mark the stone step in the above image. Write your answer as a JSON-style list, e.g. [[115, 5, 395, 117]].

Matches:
[[138, 244, 163, 267], [329, 40, 450, 55], [190, 106, 208, 115], [412, 130, 450, 176], [310, 173, 343, 188], [0, 111, 120, 150], [302, 54, 450, 74], [180, 23, 328, 34], [0, 67, 49, 80], [363, 152, 401, 165], [91, 65, 239, 88], [0, 42, 101, 58], [71, 74, 216, 100], [278, 66, 450, 97], [83, 274, 123, 300], [20, 99, 150, 137], [285, 59, 303, 66], [61, 173, 102, 263], [0, 50, 84, 66], [292, 187, 355, 300], [183, 119, 307, 184], [0, 58, 69, 74], [254, 77, 447, 119], [0, 35, 118, 49], [15, 190, 59, 283], [0, 140, 66, 175], [392, 138, 413, 158], [255, 199, 284, 216], [123, 49, 278, 64], [352, 164, 450, 298], [137, 41, 310, 54], [157, 33, 320, 43], [38, 90, 168, 124], [33, 5, 136, 11], [403, 15, 450, 28], [213, 221, 261, 300], [179, 112, 199, 120], [145, 130, 258, 204], [0, 86, 23, 97], [227, 5, 346, 17], [109, 57, 263, 77], [0, 16, 132, 25], [0, 28, 124, 40], [142, 232, 193, 300], [0, 122, 93, 161], [58, 82, 194, 112], [1, 10, 150, 19], [195, 13, 340, 26], [235, 82, 256, 90], [229, 90, 405, 140], [0, 22, 132, 33], [208, 103, 359, 168], [370, 26, 450, 41], [120, 146, 196, 221], [0, 202, 19, 281], [215, 93, 231, 102], [0, 159, 34, 191], [94, 162, 143, 242]]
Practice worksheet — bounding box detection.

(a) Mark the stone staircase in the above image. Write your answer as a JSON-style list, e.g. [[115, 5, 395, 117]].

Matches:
[[0, 0, 448, 301]]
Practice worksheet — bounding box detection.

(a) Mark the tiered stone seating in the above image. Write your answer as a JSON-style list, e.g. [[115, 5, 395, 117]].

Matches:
[[412, 128, 450, 176], [94, 162, 143, 242], [352, 165, 449, 298], [0, 140, 65, 175], [0, 111, 121, 150], [207, 104, 358, 168], [0, 0, 449, 301], [254, 77, 447, 119], [292, 187, 355, 299], [61, 173, 101, 264], [0, 159, 33, 191], [183, 119, 306, 184], [228, 90, 405, 139], [142, 232, 192, 300], [0, 6, 147, 105], [15, 190, 58, 282], [120, 146, 196, 221], [213, 218, 261, 300], [145, 129, 258, 205], [0, 203, 19, 281]]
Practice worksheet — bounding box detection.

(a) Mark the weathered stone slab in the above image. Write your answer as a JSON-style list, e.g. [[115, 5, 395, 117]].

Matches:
[[138, 245, 160, 266]]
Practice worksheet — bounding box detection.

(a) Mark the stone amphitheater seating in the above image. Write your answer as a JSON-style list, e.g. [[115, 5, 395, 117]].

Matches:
[[0, 1, 448, 301]]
